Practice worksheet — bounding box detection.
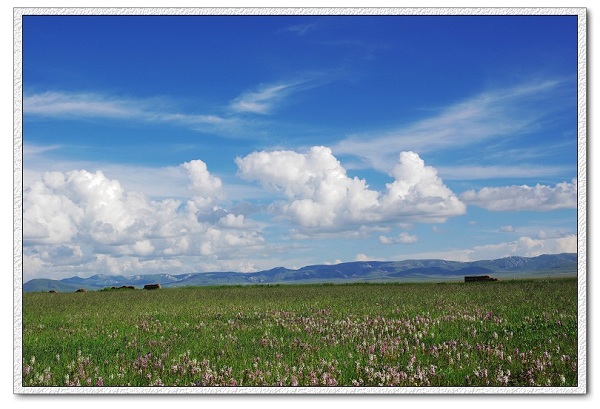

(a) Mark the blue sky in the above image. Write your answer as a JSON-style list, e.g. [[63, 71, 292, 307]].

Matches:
[[20, 12, 580, 281]]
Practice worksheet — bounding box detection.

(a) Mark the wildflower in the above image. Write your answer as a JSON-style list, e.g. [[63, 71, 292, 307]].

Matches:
[[406, 354, 416, 371]]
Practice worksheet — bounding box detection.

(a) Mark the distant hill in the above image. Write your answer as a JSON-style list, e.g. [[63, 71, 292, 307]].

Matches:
[[22, 253, 578, 292]]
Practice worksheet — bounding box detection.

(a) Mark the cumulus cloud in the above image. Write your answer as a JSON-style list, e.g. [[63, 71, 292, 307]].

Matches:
[[236, 146, 379, 228], [23, 163, 264, 280], [181, 160, 223, 195], [236, 146, 465, 232], [460, 179, 577, 211], [24, 170, 143, 245], [355, 253, 384, 262], [355, 253, 370, 262], [381, 152, 466, 222]]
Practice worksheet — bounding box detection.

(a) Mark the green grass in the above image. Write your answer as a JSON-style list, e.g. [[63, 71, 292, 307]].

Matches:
[[21, 278, 579, 387]]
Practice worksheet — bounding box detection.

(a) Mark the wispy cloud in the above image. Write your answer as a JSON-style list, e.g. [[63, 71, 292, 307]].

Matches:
[[229, 80, 310, 115], [436, 164, 573, 181], [395, 234, 576, 263], [333, 79, 572, 173], [24, 76, 323, 135], [24, 91, 234, 127], [23, 143, 61, 156], [24, 91, 142, 118], [285, 23, 318, 36]]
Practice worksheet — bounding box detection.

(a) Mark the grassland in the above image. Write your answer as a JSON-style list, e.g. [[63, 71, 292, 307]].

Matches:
[[21, 278, 579, 388]]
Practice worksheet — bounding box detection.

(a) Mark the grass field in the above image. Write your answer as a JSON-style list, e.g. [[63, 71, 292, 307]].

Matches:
[[21, 278, 579, 388]]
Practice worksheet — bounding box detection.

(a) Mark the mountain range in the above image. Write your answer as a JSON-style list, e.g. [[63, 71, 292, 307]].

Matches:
[[22, 253, 578, 292]]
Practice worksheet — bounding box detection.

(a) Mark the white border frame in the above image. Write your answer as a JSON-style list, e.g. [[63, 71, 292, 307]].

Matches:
[[13, 7, 587, 395]]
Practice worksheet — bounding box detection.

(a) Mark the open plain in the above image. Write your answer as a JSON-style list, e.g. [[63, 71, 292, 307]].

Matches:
[[22, 278, 578, 388]]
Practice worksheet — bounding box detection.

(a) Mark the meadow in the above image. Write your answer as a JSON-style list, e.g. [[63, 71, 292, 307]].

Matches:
[[21, 278, 579, 388]]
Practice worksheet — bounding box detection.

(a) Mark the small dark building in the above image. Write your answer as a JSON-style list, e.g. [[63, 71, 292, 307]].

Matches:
[[464, 275, 498, 282], [144, 283, 161, 290]]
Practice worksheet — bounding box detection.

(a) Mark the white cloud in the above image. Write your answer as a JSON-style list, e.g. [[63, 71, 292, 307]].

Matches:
[[132, 240, 155, 256], [287, 225, 389, 241], [500, 225, 515, 232], [381, 151, 466, 222], [379, 232, 418, 244], [230, 82, 302, 114], [236, 146, 379, 228], [333, 79, 570, 172], [218, 213, 246, 228], [460, 179, 577, 211], [355, 253, 385, 262], [397, 234, 577, 262], [22, 164, 265, 281], [355, 253, 370, 262], [23, 91, 239, 135], [536, 229, 571, 240], [236, 146, 465, 232], [23, 144, 266, 204], [285, 23, 318, 36], [24, 91, 142, 118], [469, 235, 577, 260], [181, 160, 223, 199], [437, 164, 573, 181]]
